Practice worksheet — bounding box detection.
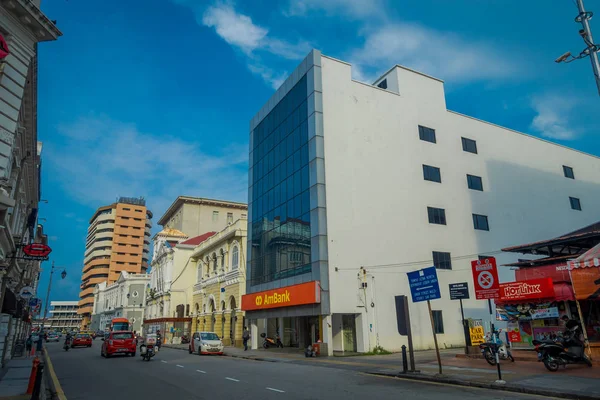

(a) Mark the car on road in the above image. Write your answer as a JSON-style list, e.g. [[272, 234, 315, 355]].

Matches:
[[46, 333, 60, 343], [72, 333, 93, 348], [189, 331, 224, 355], [101, 331, 136, 358]]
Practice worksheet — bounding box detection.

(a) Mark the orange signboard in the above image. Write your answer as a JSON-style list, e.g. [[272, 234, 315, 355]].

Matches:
[[570, 267, 600, 300], [241, 281, 320, 311]]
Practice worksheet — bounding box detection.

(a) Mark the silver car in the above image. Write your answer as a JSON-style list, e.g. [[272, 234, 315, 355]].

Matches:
[[46, 334, 60, 342], [189, 332, 224, 355]]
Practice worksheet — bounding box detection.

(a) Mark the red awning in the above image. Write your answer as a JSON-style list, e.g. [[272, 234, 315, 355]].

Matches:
[[554, 282, 575, 301]]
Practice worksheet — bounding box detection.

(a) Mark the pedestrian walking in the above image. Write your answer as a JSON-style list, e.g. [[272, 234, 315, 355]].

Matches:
[[25, 335, 32, 357], [242, 326, 250, 351]]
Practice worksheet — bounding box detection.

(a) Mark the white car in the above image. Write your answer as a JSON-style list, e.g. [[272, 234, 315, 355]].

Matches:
[[188, 332, 224, 355], [46, 334, 60, 343]]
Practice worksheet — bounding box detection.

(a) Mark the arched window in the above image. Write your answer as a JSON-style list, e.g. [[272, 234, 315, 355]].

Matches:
[[231, 246, 239, 270]]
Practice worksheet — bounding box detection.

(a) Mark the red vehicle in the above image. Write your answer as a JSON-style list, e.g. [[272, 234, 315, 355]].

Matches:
[[71, 333, 92, 348], [101, 331, 136, 358]]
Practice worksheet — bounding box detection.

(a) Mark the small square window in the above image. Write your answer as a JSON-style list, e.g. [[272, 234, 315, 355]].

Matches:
[[432, 310, 444, 334], [467, 174, 483, 191], [423, 165, 442, 183], [427, 207, 446, 225], [433, 251, 452, 270], [418, 125, 436, 143], [569, 197, 582, 211], [473, 214, 489, 231], [377, 79, 388, 89], [462, 137, 477, 154], [563, 165, 575, 179]]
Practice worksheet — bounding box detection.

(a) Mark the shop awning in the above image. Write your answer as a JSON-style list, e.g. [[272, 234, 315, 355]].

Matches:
[[568, 242, 600, 269], [554, 282, 575, 301]]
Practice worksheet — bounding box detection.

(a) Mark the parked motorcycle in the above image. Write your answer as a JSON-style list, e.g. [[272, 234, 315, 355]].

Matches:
[[534, 327, 592, 372], [260, 333, 283, 349], [479, 330, 514, 365], [180, 335, 190, 344], [140, 343, 156, 361]]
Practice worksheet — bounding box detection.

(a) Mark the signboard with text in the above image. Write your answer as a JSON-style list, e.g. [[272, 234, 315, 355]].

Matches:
[[499, 278, 555, 302], [449, 282, 470, 300], [507, 330, 522, 342], [407, 266, 441, 303], [471, 257, 500, 300], [469, 326, 485, 345], [241, 281, 320, 311], [531, 307, 559, 320]]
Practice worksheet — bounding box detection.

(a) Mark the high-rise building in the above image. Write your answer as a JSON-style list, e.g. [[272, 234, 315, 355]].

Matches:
[[47, 301, 82, 331], [78, 197, 152, 328], [242, 50, 600, 355]]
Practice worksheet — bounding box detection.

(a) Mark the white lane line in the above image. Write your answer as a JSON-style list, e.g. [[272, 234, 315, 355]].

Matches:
[[266, 387, 285, 393], [176, 365, 184, 368], [196, 370, 206, 374], [225, 377, 239, 382], [161, 360, 168, 363]]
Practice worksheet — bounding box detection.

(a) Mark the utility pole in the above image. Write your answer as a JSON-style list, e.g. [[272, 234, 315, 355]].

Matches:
[[556, 0, 600, 95]]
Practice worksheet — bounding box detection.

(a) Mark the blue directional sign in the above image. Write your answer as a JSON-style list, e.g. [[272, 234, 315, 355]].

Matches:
[[407, 266, 441, 303], [29, 298, 40, 307]]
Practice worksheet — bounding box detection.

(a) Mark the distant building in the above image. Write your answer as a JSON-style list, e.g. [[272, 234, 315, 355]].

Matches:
[[78, 197, 153, 329], [47, 301, 82, 331], [90, 271, 150, 333], [158, 196, 247, 237]]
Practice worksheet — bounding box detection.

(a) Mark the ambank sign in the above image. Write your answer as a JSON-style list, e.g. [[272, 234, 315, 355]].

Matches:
[[242, 281, 320, 311]]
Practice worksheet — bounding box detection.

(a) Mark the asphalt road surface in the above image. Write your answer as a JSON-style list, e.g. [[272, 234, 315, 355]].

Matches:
[[46, 342, 556, 400]]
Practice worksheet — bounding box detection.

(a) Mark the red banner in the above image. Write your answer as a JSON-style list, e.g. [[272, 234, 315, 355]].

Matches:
[[499, 278, 555, 302], [507, 331, 521, 342], [471, 257, 500, 300], [515, 264, 571, 283], [0, 34, 9, 60]]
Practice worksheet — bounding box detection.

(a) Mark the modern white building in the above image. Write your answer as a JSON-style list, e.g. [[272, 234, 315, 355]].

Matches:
[[243, 50, 600, 355], [46, 301, 82, 331], [90, 271, 150, 333]]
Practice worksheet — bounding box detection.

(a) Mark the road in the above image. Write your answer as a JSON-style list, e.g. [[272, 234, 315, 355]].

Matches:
[[46, 341, 556, 400]]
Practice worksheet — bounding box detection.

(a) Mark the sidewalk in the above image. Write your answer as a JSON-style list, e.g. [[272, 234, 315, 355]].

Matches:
[[0, 355, 36, 400], [163, 344, 600, 399]]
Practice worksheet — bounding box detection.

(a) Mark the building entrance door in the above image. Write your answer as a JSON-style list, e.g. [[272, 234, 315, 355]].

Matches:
[[341, 314, 357, 352]]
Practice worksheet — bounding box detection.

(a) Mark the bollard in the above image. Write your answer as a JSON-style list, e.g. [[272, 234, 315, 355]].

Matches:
[[30, 361, 44, 400], [26, 357, 40, 394], [401, 345, 408, 373]]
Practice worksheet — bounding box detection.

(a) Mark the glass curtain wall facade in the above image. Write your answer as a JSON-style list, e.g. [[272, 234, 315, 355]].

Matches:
[[249, 75, 311, 286]]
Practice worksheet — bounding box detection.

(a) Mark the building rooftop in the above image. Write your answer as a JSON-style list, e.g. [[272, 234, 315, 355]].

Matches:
[[179, 231, 217, 246], [158, 196, 247, 226], [155, 228, 188, 239]]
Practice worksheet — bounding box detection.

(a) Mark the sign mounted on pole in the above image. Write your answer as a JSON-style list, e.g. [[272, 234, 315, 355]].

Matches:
[[449, 282, 470, 300], [471, 257, 500, 300], [407, 266, 441, 303], [19, 286, 34, 300]]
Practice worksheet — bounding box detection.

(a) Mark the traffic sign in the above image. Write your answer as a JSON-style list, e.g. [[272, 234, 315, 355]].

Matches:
[[407, 266, 441, 303], [449, 282, 470, 300], [29, 298, 40, 307], [471, 257, 499, 300]]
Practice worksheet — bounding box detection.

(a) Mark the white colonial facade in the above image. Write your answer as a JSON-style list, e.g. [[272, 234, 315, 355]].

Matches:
[[90, 271, 150, 333], [47, 301, 81, 331], [244, 50, 600, 355], [0, 1, 60, 366]]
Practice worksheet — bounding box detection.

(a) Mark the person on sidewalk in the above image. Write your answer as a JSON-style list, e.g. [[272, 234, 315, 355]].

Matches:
[[242, 327, 250, 351], [25, 335, 32, 357]]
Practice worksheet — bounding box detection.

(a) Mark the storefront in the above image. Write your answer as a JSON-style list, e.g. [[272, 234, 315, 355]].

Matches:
[[241, 281, 323, 350]]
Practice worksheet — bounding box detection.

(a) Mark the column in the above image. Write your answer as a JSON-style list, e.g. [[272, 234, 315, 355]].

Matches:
[[214, 313, 223, 338], [234, 312, 244, 347], [191, 316, 198, 334], [322, 314, 333, 356], [250, 319, 258, 350], [222, 311, 232, 346], [199, 314, 206, 332]]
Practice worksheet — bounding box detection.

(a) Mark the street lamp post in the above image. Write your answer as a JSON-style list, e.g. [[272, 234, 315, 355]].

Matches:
[[40, 261, 66, 333]]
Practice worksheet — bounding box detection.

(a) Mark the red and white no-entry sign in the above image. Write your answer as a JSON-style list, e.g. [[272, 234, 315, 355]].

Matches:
[[471, 257, 500, 300]]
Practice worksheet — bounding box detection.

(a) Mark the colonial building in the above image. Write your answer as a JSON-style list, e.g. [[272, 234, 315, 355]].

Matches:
[[0, 0, 60, 366], [90, 271, 150, 333], [158, 196, 247, 238], [191, 217, 247, 347]]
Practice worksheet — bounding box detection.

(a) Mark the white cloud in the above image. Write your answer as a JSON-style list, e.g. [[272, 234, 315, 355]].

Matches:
[[530, 95, 578, 140], [285, 0, 385, 19], [185, 3, 311, 88], [350, 23, 520, 84], [47, 116, 248, 220]]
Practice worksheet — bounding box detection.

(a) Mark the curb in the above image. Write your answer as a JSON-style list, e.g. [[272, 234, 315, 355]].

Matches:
[[43, 348, 67, 400], [456, 353, 538, 363], [161, 345, 291, 363], [366, 371, 600, 400]]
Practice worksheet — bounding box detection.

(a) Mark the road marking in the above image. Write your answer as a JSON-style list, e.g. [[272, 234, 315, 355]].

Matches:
[[161, 360, 168, 363], [266, 387, 285, 393], [225, 377, 239, 382], [176, 364, 184, 368], [196, 370, 206, 374]]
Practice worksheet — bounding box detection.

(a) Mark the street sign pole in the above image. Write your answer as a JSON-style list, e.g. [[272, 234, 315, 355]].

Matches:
[[403, 296, 415, 372], [459, 298, 468, 354], [427, 300, 442, 375]]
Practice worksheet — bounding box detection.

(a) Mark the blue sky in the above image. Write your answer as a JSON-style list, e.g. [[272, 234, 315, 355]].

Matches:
[[36, 0, 600, 305]]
